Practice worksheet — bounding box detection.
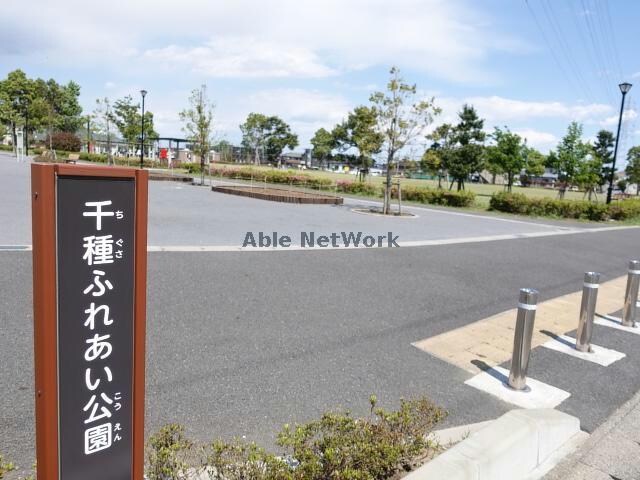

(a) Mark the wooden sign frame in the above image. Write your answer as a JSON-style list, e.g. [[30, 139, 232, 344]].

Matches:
[[31, 163, 148, 480]]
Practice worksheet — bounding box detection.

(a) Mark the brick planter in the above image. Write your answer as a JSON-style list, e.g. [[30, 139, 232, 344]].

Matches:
[[212, 185, 343, 205]]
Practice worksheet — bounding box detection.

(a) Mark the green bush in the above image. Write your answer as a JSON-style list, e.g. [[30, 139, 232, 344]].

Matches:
[[335, 180, 380, 195], [277, 396, 446, 480], [390, 186, 476, 207], [0, 144, 13, 152], [146, 424, 193, 480], [0, 454, 15, 479], [489, 192, 640, 221], [145, 396, 445, 480]]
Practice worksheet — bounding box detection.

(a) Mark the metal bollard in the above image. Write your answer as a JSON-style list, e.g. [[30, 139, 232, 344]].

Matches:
[[622, 260, 640, 327], [508, 288, 539, 391], [576, 272, 600, 352]]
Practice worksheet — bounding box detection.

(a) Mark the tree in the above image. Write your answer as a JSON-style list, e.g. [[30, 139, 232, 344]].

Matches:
[[521, 147, 546, 186], [546, 122, 589, 199], [424, 123, 454, 188], [112, 95, 157, 152], [446, 105, 486, 191], [310, 127, 335, 168], [239, 113, 298, 166], [626, 146, 640, 195], [370, 67, 440, 214], [0, 70, 36, 152], [484, 127, 524, 192], [593, 130, 615, 188], [93, 97, 115, 164], [180, 85, 215, 185], [575, 153, 602, 200], [332, 106, 383, 181]]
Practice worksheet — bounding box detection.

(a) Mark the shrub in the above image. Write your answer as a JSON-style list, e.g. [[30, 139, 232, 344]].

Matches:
[[0, 454, 15, 479], [146, 424, 193, 480], [145, 396, 445, 480], [336, 180, 380, 196], [390, 186, 476, 207], [277, 396, 446, 479], [202, 440, 293, 480], [48, 132, 82, 152], [489, 192, 640, 221]]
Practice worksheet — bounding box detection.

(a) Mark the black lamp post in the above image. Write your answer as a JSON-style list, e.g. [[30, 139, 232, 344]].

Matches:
[[140, 89, 147, 169], [607, 82, 633, 204]]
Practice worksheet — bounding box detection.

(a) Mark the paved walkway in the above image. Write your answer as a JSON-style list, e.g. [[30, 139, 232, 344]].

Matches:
[[545, 388, 640, 479]]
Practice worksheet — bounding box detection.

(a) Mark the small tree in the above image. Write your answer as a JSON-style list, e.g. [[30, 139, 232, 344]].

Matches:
[[626, 146, 640, 195], [484, 127, 524, 192], [112, 95, 158, 154], [180, 85, 215, 185], [424, 123, 454, 188], [446, 105, 486, 191], [593, 130, 615, 189], [370, 67, 440, 214], [332, 106, 383, 181], [547, 122, 589, 199], [310, 127, 335, 168], [521, 146, 546, 186]]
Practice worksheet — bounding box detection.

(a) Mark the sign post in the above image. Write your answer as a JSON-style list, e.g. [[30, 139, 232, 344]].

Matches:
[[31, 163, 148, 480]]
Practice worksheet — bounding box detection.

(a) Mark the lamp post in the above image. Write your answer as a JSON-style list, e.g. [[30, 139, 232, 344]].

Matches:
[[140, 89, 147, 169], [607, 82, 632, 204]]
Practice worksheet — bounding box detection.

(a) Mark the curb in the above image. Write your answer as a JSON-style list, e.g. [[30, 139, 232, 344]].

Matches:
[[404, 409, 583, 480]]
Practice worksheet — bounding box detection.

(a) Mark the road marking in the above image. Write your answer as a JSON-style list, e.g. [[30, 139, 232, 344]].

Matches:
[[464, 366, 571, 409], [413, 275, 628, 374], [541, 334, 625, 366], [1, 226, 636, 253]]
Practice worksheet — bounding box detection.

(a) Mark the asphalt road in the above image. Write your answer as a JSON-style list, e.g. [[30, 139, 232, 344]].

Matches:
[[1, 154, 640, 475], [2, 228, 640, 473]]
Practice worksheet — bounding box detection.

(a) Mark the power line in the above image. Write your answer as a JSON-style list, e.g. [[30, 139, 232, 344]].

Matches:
[[524, 0, 596, 104]]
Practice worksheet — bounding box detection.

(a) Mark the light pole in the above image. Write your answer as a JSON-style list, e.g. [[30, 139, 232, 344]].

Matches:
[[140, 89, 147, 169], [607, 82, 632, 204]]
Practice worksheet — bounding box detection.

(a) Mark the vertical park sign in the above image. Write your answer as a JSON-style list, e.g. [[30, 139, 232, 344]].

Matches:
[[31, 164, 148, 480]]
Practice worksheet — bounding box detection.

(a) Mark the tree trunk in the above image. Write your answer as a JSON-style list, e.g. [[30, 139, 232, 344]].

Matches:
[[383, 154, 393, 215]]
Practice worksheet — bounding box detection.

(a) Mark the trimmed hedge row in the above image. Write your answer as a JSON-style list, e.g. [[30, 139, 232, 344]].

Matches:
[[391, 185, 476, 207], [489, 192, 640, 221]]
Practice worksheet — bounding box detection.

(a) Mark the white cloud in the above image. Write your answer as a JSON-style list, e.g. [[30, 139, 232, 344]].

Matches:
[[1, 0, 527, 82], [599, 109, 638, 127], [513, 129, 557, 151], [144, 38, 337, 78]]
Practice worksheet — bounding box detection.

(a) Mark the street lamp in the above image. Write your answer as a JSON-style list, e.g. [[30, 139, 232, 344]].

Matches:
[[140, 89, 147, 169], [607, 82, 632, 204]]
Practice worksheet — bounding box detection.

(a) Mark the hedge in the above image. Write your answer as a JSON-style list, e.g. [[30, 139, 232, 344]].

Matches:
[[390, 185, 476, 207], [489, 191, 640, 221]]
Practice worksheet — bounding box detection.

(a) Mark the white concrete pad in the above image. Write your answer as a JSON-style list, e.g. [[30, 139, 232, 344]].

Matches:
[[464, 366, 571, 409], [541, 335, 626, 366], [595, 315, 640, 335]]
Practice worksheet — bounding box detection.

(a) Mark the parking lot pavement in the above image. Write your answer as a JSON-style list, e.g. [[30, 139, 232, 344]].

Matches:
[[0, 154, 603, 249]]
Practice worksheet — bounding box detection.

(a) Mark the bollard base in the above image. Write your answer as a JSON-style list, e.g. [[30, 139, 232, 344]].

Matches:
[[465, 366, 571, 409], [503, 382, 532, 393]]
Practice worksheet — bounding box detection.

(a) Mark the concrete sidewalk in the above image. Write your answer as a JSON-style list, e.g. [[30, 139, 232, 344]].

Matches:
[[544, 388, 640, 479]]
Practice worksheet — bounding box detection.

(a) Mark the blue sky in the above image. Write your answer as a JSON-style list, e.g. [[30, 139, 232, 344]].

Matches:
[[1, 0, 639, 158]]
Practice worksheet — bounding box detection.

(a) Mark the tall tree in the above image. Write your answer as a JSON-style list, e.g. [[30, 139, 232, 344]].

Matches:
[[180, 85, 215, 185], [112, 95, 157, 151], [626, 146, 640, 196], [332, 106, 383, 180], [370, 67, 440, 214], [546, 122, 589, 199], [446, 105, 486, 191], [0, 70, 35, 152], [593, 130, 615, 188], [310, 127, 335, 168], [239, 113, 298, 166], [483, 127, 524, 192]]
